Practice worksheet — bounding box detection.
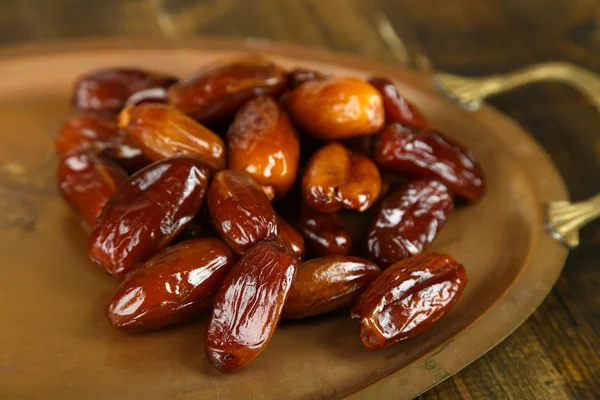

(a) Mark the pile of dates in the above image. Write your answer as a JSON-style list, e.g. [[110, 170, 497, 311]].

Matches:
[[56, 56, 483, 372]]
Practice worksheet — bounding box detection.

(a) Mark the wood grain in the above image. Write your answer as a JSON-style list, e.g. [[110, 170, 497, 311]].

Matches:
[[0, 0, 598, 399]]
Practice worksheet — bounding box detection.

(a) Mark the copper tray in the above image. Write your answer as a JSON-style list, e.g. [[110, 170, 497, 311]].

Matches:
[[0, 39, 570, 399]]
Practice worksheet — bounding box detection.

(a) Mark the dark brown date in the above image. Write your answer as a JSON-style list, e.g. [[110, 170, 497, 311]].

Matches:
[[57, 149, 128, 227], [368, 77, 427, 129], [205, 241, 298, 372], [207, 170, 278, 255], [227, 96, 300, 200], [373, 123, 485, 201], [283, 255, 380, 320], [302, 142, 381, 212], [287, 68, 328, 89], [352, 253, 467, 349], [106, 238, 236, 331], [276, 214, 305, 260], [284, 77, 384, 140], [367, 179, 453, 267], [292, 203, 352, 257], [168, 56, 287, 123], [118, 103, 225, 171], [72, 67, 177, 114], [55, 114, 121, 155], [88, 156, 210, 278]]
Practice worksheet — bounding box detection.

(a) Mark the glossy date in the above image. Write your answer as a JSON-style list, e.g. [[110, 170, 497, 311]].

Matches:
[[106, 238, 236, 331], [368, 77, 427, 129], [367, 179, 453, 267], [205, 241, 298, 372], [283, 255, 380, 320], [284, 77, 384, 140], [373, 123, 485, 201], [302, 142, 381, 212], [207, 170, 278, 255], [55, 114, 121, 155], [227, 96, 300, 200], [88, 156, 210, 278], [57, 149, 128, 227], [276, 214, 305, 261], [352, 253, 467, 349], [292, 203, 352, 257], [168, 56, 287, 123], [72, 67, 177, 114]]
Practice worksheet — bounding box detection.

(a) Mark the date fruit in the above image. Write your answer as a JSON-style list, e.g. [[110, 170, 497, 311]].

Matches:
[[125, 87, 168, 107], [352, 253, 467, 349], [368, 77, 427, 129], [373, 123, 485, 201], [227, 96, 300, 200], [284, 77, 384, 139], [276, 214, 305, 260], [89, 156, 210, 278], [55, 114, 122, 155], [292, 203, 352, 257], [118, 103, 225, 171], [367, 179, 453, 267], [205, 241, 298, 372], [207, 170, 278, 255], [58, 149, 128, 227], [72, 67, 177, 114], [168, 56, 287, 123], [302, 142, 381, 212], [283, 255, 380, 320], [106, 238, 236, 331], [287, 67, 328, 89]]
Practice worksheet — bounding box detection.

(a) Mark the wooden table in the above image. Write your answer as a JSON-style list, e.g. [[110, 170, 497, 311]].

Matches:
[[1, 0, 598, 398]]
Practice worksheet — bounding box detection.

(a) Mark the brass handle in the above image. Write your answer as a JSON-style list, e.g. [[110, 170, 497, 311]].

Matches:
[[435, 62, 600, 249]]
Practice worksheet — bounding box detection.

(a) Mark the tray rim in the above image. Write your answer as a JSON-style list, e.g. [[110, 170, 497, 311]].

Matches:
[[0, 37, 571, 399]]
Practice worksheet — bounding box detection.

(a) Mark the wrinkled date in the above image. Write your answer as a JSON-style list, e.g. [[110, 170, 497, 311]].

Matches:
[[168, 57, 288, 123], [89, 156, 210, 278], [58, 149, 128, 227], [373, 123, 485, 201], [207, 170, 278, 255], [106, 238, 236, 331], [118, 103, 225, 171], [292, 203, 352, 257], [55, 114, 122, 155], [368, 77, 427, 129], [367, 179, 453, 267], [227, 96, 300, 200], [276, 214, 305, 260], [287, 67, 329, 89], [283, 255, 380, 320], [205, 241, 298, 372], [352, 253, 467, 349], [302, 142, 381, 212], [72, 67, 177, 114], [284, 77, 385, 140]]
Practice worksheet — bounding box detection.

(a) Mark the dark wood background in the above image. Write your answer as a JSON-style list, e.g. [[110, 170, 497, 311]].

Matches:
[[1, 0, 599, 398]]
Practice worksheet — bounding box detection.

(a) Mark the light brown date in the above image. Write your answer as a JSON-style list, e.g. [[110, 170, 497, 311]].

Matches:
[[352, 253, 467, 349], [72, 67, 177, 114], [373, 123, 485, 201], [284, 77, 384, 139], [88, 156, 210, 278], [106, 238, 236, 331], [283, 255, 380, 320], [207, 170, 278, 255], [367, 179, 453, 267], [57, 149, 128, 227], [205, 241, 298, 372], [276, 214, 305, 260], [368, 77, 427, 129], [118, 103, 225, 171], [292, 203, 352, 257], [302, 142, 381, 212], [55, 114, 122, 155], [227, 96, 300, 200], [168, 56, 287, 123]]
